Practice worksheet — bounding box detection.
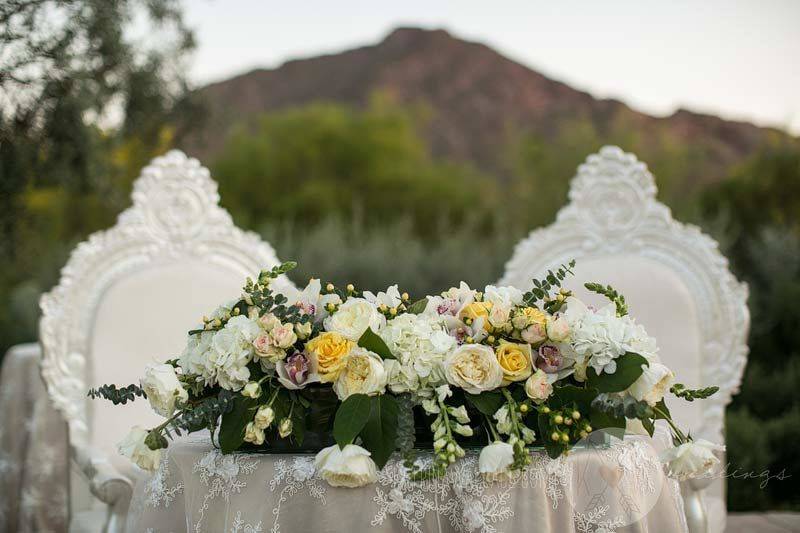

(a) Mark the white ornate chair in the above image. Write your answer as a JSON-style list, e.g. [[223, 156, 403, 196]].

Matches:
[[39, 150, 298, 533], [499, 146, 749, 533]]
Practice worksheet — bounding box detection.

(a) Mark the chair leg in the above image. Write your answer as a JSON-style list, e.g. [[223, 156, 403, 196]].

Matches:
[[681, 479, 711, 533]]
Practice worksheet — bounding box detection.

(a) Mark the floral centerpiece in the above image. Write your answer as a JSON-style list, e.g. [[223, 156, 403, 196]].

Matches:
[[93, 261, 723, 487]]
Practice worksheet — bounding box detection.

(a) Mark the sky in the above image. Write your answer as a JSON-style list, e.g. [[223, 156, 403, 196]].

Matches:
[[182, 0, 800, 135]]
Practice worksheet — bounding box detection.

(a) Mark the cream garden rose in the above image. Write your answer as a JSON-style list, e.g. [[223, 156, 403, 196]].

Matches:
[[444, 344, 504, 394], [494, 342, 533, 383], [324, 297, 386, 341], [140, 363, 188, 417], [333, 347, 387, 400], [524, 369, 553, 403], [117, 426, 161, 472], [314, 444, 378, 488], [306, 331, 354, 382]]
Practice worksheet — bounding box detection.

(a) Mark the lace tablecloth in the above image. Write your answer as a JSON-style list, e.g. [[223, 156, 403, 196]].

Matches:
[[126, 431, 687, 533]]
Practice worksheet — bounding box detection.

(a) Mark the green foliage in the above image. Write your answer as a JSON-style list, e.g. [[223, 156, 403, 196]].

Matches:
[[670, 383, 719, 402], [586, 353, 648, 393], [357, 328, 396, 360], [584, 282, 628, 316], [87, 384, 146, 405], [360, 394, 400, 468], [213, 101, 498, 231], [219, 394, 259, 453], [333, 394, 372, 448], [464, 391, 504, 417], [521, 261, 576, 311]]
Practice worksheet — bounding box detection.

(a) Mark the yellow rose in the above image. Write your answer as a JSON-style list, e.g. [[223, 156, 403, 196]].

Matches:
[[459, 301, 493, 331], [495, 342, 533, 383], [512, 307, 548, 329], [306, 332, 354, 382]]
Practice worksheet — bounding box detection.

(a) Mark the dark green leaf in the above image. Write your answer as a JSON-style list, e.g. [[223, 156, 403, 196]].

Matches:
[[219, 395, 259, 453], [333, 394, 371, 448], [464, 390, 504, 416], [587, 352, 649, 393], [407, 298, 428, 314], [552, 385, 597, 411], [360, 395, 400, 468], [589, 407, 626, 430], [358, 328, 396, 360]]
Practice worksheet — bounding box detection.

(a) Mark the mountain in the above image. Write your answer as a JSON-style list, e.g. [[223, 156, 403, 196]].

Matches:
[[180, 27, 794, 185]]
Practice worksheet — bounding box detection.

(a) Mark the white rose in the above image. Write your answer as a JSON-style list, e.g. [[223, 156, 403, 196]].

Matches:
[[524, 369, 554, 403], [546, 315, 570, 342], [324, 298, 386, 341], [333, 347, 387, 399], [314, 444, 378, 488], [117, 426, 161, 472], [270, 323, 298, 349], [241, 381, 262, 399], [479, 442, 515, 481], [660, 439, 725, 481], [627, 362, 675, 406], [444, 344, 503, 394], [295, 321, 313, 340], [487, 304, 511, 329], [258, 313, 281, 331], [140, 363, 188, 417]]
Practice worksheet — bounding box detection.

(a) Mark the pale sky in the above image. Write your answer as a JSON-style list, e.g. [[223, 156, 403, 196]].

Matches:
[[182, 0, 800, 134]]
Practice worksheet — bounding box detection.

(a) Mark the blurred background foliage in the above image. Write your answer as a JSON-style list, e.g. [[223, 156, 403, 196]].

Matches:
[[1, 0, 798, 511]]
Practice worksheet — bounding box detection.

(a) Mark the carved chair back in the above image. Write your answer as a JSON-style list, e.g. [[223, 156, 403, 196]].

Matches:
[[499, 146, 749, 533], [39, 150, 297, 485]]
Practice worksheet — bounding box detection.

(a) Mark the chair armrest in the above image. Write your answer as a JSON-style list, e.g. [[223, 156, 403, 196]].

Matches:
[[72, 444, 133, 533]]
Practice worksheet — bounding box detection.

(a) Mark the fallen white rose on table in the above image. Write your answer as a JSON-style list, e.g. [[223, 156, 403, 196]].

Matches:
[[117, 426, 161, 472], [660, 439, 725, 481], [314, 444, 378, 487], [140, 363, 188, 417], [479, 441, 515, 481]]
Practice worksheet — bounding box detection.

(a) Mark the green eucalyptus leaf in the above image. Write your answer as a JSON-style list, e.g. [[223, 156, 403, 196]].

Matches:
[[333, 394, 371, 448], [586, 352, 649, 393]]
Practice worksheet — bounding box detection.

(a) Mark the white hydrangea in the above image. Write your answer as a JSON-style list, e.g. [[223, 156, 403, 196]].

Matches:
[[379, 313, 456, 392], [564, 297, 658, 375], [178, 315, 260, 391]]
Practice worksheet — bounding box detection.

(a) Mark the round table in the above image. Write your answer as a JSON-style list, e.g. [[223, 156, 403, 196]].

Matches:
[[125, 432, 688, 533]]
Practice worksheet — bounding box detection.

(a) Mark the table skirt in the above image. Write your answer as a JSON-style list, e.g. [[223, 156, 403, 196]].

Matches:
[[126, 433, 688, 533]]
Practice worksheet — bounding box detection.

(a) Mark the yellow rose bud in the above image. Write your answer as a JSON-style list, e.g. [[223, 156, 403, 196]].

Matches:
[[306, 332, 354, 382], [495, 341, 533, 383]]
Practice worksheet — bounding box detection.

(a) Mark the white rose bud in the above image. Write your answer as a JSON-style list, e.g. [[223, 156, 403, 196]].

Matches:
[[314, 444, 377, 488], [278, 418, 293, 438], [254, 405, 275, 429], [117, 426, 162, 472], [294, 321, 313, 340], [524, 369, 553, 403], [244, 422, 265, 445], [242, 381, 262, 399], [545, 315, 570, 342], [627, 362, 675, 406]]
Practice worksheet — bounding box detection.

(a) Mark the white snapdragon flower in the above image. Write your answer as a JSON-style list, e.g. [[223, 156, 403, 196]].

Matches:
[[324, 297, 386, 341], [314, 444, 378, 488], [140, 363, 188, 417]]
